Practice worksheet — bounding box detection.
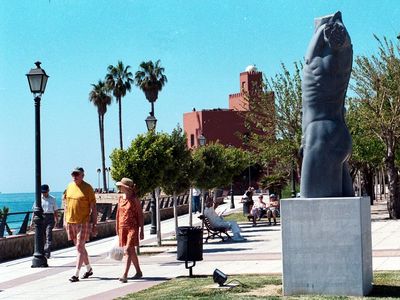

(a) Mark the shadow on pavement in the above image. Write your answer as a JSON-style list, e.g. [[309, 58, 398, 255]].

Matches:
[[203, 248, 248, 254], [370, 285, 400, 297], [89, 276, 169, 281]]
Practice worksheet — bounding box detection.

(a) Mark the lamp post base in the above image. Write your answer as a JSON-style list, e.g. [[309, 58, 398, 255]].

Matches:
[[230, 193, 235, 209], [32, 254, 48, 268]]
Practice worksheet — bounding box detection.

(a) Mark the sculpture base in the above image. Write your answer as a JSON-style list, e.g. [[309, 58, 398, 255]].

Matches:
[[281, 197, 372, 296]]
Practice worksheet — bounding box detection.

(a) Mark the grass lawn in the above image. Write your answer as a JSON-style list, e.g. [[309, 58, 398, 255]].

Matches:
[[117, 272, 400, 299]]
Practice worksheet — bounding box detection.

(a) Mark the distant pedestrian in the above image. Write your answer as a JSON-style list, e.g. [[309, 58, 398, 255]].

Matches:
[[30, 184, 58, 258], [241, 186, 255, 215], [192, 187, 201, 213], [116, 177, 144, 283], [64, 167, 97, 282]]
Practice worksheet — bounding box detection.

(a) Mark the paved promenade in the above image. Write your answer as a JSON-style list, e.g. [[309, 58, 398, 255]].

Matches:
[[0, 196, 399, 299]]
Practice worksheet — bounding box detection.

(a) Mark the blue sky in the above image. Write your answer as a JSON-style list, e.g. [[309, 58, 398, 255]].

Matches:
[[0, 0, 399, 193]]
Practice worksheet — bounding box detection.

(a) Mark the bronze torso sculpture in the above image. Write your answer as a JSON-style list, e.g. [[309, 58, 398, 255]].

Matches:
[[300, 11, 354, 198]]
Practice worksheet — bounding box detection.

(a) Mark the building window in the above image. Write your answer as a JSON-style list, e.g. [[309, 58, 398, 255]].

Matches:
[[241, 81, 246, 90], [190, 134, 195, 147]]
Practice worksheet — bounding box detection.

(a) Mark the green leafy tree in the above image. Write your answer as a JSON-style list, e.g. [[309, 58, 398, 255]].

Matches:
[[192, 143, 248, 193], [89, 80, 112, 191], [106, 61, 134, 150], [346, 98, 385, 202], [244, 62, 302, 193], [351, 36, 400, 218], [134, 59, 167, 116], [161, 126, 194, 233], [110, 131, 173, 197], [162, 126, 193, 196]]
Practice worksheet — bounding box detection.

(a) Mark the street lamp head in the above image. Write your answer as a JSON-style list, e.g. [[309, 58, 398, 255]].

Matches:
[[145, 114, 157, 131], [26, 61, 49, 95], [97, 168, 101, 173], [198, 134, 206, 146]]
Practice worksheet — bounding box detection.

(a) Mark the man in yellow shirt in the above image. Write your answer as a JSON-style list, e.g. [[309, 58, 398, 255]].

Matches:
[[64, 167, 97, 282]]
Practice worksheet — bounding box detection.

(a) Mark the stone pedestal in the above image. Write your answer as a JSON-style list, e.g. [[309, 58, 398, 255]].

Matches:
[[281, 197, 372, 296]]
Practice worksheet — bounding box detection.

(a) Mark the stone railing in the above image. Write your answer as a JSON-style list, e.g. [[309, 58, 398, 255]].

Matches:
[[0, 194, 189, 262]]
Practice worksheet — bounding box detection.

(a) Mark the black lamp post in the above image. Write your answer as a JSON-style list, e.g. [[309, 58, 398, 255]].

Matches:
[[145, 113, 158, 234], [145, 114, 157, 131], [230, 183, 235, 209], [26, 61, 49, 268]]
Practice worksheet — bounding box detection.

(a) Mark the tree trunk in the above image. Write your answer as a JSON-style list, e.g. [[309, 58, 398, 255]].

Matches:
[[118, 97, 123, 150], [155, 187, 161, 246], [151, 101, 155, 116], [145, 89, 158, 103], [361, 166, 375, 205], [173, 192, 178, 237], [99, 114, 107, 191], [385, 141, 400, 219]]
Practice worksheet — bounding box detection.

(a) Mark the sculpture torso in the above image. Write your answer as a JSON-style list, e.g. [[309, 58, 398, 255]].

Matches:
[[300, 12, 354, 198]]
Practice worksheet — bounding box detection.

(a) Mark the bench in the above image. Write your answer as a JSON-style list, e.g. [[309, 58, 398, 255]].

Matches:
[[198, 215, 231, 243], [215, 189, 230, 205]]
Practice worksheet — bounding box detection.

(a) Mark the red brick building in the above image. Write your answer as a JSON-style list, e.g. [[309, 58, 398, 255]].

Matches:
[[183, 65, 268, 148]]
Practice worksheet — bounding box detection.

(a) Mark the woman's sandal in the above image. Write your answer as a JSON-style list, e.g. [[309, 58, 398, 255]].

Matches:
[[132, 272, 143, 279], [69, 275, 79, 282], [119, 277, 128, 283], [81, 268, 93, 279]]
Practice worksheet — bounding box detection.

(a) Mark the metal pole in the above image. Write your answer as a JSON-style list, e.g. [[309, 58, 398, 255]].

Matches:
[[107, 168, 110, 192], [230, 183, 235, 209], [189, 188, 193, 227], [156, 187, 161, 246], [291, 160, 296, 198], [32, 96, 47, 268]]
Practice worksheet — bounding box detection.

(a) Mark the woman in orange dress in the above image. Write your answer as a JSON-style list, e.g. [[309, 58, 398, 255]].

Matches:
[[115, 178, 144, 283]]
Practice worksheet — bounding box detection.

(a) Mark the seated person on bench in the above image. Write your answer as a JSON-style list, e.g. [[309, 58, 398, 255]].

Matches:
[[248, 194, 268, 226], [266, 194, 280, 225], [203, 197, 244, 241]]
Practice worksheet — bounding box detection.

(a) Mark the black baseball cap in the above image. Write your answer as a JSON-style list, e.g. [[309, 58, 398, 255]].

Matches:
[[41, 184, 49, 193]]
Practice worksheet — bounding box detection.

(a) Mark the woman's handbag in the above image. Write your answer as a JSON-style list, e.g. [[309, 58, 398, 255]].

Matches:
[[107, 235, 124, 261]]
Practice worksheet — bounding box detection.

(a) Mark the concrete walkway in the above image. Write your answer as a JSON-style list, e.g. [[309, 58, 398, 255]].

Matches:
[[0, 196, 399, 299]]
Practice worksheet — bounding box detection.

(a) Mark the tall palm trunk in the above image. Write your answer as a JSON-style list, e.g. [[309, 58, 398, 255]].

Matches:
[[118, 96, 123, 150], [99, 114, 107, 191], [385, 134, 400, 219]]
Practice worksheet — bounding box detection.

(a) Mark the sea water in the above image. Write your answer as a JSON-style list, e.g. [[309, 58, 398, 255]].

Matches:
[[0, 192, 63, 232]]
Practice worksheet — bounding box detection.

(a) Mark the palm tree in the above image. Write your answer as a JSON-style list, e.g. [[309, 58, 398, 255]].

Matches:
[[89, 80, 112, 191], [134, 59, 168, 116], [106, 61, 133, 150]]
